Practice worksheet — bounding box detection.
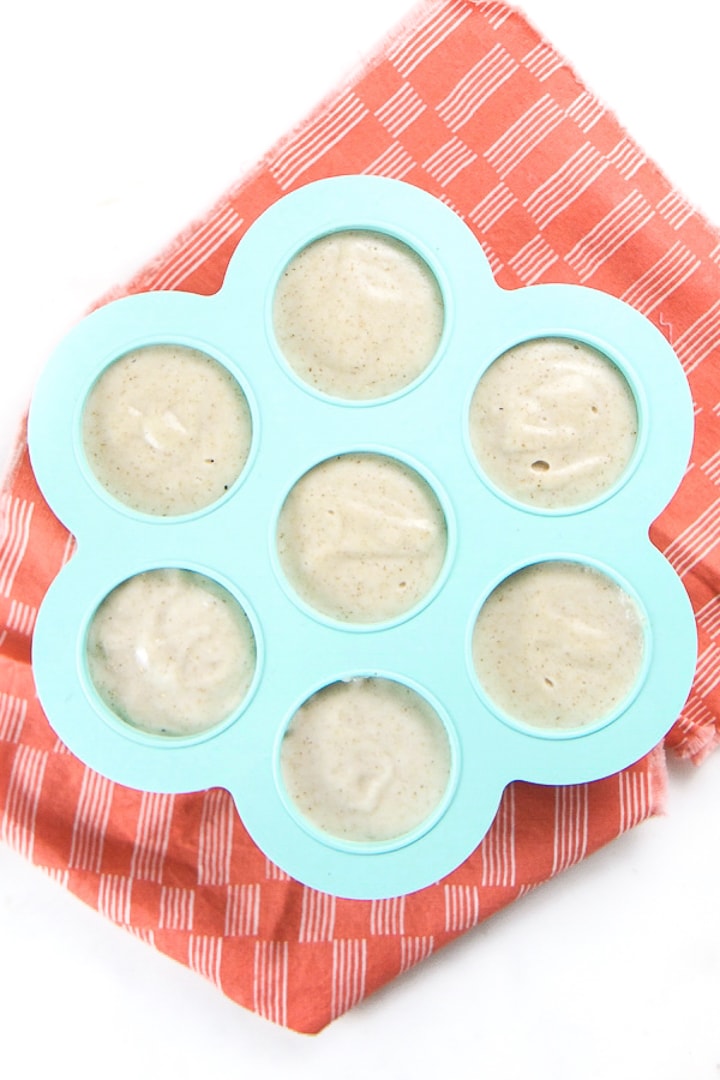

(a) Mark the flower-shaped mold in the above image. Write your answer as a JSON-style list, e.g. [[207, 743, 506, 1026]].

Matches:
[[28, 176, 697, 899]]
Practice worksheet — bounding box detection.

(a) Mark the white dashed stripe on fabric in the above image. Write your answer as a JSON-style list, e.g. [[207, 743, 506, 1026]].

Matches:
[[68, 770, 114, 873], [618, 769, 650, 834], [566, 91, 605, 132], [443, 884, 480, 932], [664, 496, 720, 579], [254, 941, 288, 1026], [198, 789, 234, 886], [474, 0, 511, 30], [422, 135, 477, 186], [147, 206, 244, 292], [678, 697, 718, 747], [524, 142, 608, 229], [331, 939, 367, 1020], [363, 141, 416, 180], [0, 495, 33, 598], [129, 791, 175, 883], [480, 785, 516, 888], [0, 745, 48, 860], [700, 446, 720, 485], [551, 785, 589, 874], [98, 874, 133, 924], [298, 888, 336, 943], [388, 0, 472, 77], [479, 239, 504, 277], [375, 82, 426, 137], [672, 298, 720, 376], [484, 93, 565, 178], [190, 935, 223, 988], [0, 691, 26, 743], [265, 858, 291, 881], [696, 593, 720, 637], [127, 927, 155, 946], [6, 599, 37, 638], [657, 190, 695, 230], [225, 884, 261, 937], [508, 233, 559, 284], [565, 189, 654, 283], [467, 181, 517, 233], [159, 886, 195, 931], [399, 935, 435, 973], [620, 241, 701, 317], [522, 41, 563, 81], [436, 44, 518, 131], [370, 896, 406, 936], [607, 136, 646, 180], [270, 92, 368, 189], [690, 643, 720, 700]]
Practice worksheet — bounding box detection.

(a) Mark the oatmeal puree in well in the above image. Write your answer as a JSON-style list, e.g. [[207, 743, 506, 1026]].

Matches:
[[273, 230, 444, 399], [280, 677, 452, 843], [277, 453, 447, 623], [469, 338, 638, 508], [86, 569, 256, 736], [472, 561, 645, 731], [82, 344, 252, 516]]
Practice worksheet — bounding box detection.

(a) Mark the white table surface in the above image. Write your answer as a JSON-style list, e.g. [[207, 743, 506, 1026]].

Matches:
[[1, 2, 719, 1075]]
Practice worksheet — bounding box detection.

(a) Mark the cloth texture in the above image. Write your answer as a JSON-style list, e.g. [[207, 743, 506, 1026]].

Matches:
[[2, 0, 719, 1034]]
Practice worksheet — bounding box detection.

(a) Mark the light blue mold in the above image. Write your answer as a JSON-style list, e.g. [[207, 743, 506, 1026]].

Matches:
[[28, 176, 697, 899]]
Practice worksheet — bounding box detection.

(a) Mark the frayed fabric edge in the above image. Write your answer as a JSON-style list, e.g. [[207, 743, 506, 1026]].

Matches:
[[647, 743, 669, 817], [0, 413, 28, 499], [669, 724, 720, 767]]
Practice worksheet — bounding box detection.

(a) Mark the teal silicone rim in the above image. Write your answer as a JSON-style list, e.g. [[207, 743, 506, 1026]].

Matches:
[[466, 553, 653, 742], [463, 328, 649, 517], [27, 175, 697, 898], [71, 334, 260, 524], [269, 443, 457, 633], [77, 561, 264, 749], [265, 222, 455, 406], [271, 670, 462, 857]]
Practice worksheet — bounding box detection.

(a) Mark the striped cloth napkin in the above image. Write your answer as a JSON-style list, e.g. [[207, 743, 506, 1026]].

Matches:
[[1, 0, 719, 1034]]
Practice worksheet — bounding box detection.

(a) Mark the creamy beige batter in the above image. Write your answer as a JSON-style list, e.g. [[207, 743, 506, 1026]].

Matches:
[[272, 230, 444, 399], [276, 453, 447, 623], [469, 337, 638, 509], [86, 568, 256, 736], [82, 344, 252, 516], [280, 677, 452, 843], [472, 560, 645, 731]]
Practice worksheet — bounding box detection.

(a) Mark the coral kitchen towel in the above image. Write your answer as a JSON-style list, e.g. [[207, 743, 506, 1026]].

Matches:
[[1, 0, 719, 1034]]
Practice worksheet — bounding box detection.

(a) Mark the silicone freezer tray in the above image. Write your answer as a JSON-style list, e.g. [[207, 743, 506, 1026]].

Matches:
[[28, 176, 697, 899]]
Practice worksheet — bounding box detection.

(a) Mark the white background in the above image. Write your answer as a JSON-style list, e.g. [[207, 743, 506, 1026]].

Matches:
[[2, 1, 720, 1075]]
